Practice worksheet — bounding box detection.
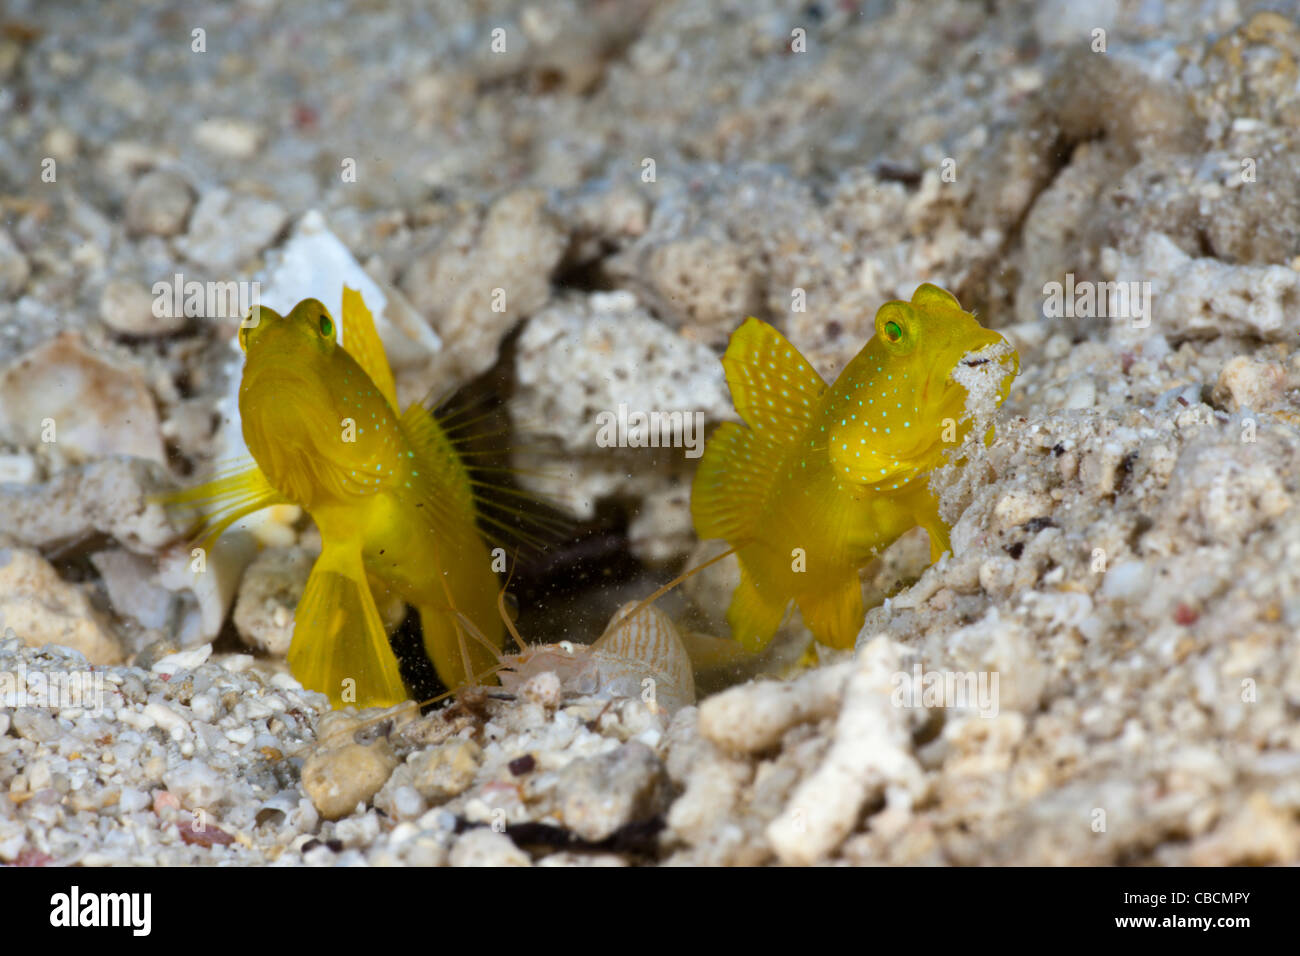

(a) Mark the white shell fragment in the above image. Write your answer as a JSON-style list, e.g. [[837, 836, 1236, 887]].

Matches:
[[589, 600, 696, 714]]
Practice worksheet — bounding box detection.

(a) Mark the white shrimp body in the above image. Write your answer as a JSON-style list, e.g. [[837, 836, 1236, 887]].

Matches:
[[498, 601, 695, 715]]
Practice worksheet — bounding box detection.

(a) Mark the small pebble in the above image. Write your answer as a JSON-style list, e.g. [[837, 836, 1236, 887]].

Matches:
[[124, 170, 193, 237], [301, 736, 399, 821], [508, 754, 536, 776], [554, 741, 670, 843], [408, 738, 481, 802], [449, 828, 531, 867]]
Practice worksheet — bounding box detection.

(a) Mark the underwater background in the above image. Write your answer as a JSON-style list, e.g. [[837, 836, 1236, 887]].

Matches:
[[1, 0, 1299, 866]]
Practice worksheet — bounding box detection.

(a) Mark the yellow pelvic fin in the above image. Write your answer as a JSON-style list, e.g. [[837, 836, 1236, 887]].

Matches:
[[288, 541, 408, 709], [796, 574, 864, 651], [927, 525, 952, 563], [341, 286, 399, 411], [913, 494, 952, 563], [726, 564, 789, 652]]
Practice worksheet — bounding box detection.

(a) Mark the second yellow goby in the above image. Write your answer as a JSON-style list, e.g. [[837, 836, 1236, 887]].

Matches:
[[691, 283, 1019, 652]]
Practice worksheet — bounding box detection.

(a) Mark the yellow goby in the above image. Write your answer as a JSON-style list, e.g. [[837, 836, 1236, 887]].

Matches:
[[172, 289, 501, 707], [691, 283, 1019, 651]]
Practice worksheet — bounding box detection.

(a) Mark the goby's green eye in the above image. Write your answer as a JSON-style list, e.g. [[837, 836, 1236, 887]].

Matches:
[[884, 320, 902, 342], [319, 314, 334, 339]]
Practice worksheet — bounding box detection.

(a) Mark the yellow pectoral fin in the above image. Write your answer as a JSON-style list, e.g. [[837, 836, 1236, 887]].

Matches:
[[833, 448, 917, 486], [340, 286, 399, 411], [288, 543, 408, 709], [156, 462, 287, 550]]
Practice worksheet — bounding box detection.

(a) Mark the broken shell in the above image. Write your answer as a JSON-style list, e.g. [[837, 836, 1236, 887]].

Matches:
[[156, 531, 258, 645], [588, 601, 695, 714]]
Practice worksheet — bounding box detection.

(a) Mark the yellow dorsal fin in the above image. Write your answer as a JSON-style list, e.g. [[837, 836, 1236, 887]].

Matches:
[[340, 286, 399, 411], [398, 403, 475, 507], [722, 317, 826, 445], [402, 392, 572, 556]]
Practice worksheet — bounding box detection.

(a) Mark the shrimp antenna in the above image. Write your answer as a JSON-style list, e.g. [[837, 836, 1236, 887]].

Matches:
[[497, 546, 529, 654], [606, 545, 740, 636], [353, 605, 514, 732]]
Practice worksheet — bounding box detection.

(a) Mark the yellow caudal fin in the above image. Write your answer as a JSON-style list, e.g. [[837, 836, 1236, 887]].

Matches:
[[726, 564, 789, 652], [797, 575, 864, 651], [340, 286, 399, 411], [692, 319, 826, 545], [157, 461, 288, 550], [288, 541, 408, 708]]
